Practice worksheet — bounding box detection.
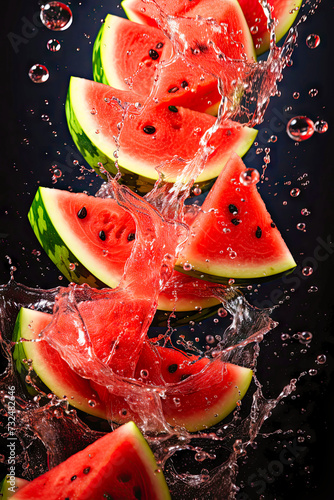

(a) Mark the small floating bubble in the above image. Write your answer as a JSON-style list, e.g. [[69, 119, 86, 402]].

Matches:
[[206, 335, 215, 344], [314, 120, 328, 134], [297, 222, 306, 231], [218, 307, 227, 318], [308, 286, 318, 293], [316, 354, 326, 364], [28, 64, 49, 83], [239, 168, 260, 186], [290, 188, 300, 197], [302, 266, 313, 276], [183, 262, 193, 272], [299, 331, 313, 344], [47, 38, 61, 51], [293, 92, 300, 99], [301, 208, 311, 216], [308, 368, 317, 376], [306, 33, 320, 49], [309, 88, 318, 98], [40, 2, 73, 31], [192, 186, 202, 196], [286, 116, 314, 142]]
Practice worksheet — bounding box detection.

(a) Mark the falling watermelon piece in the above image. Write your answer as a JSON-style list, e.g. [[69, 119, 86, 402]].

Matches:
[[13, 306, 253, 432], [27, 186, 220, 321], [9, 422, 171, 500], [176, 153, 296, 283], [238, 0, 303, 55], [92, 14, 221, 115], [65, 77, 257, 193]]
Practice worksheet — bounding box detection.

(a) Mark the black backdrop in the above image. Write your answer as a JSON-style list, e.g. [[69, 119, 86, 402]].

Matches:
[[1, 1, 334, 499]]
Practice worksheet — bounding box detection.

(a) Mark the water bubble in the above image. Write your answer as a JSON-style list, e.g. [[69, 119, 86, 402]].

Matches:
[[28, 64, 49, 83], [301, 208, 310, 216], [40, 2, 73, 31], [290, 188, 300, 197], [306, 33, 320, 49], [53, 168, 62, 178], [293, 92, 300, 99], [218, 307, 227, 318], [298, 331, 313, 344], [314, 120, 328, 134], [239, 168, 260, 186], [206, 335, 215, 344], [69, 262, 76, 271], [140, 369, 149, 378], [47, 38, 61, 52], [172, 397, 181, 407], [286, 116, 314, 142], [195, 451, 209, 462], [297, 222, 306, 231], [308, 88, 318, 98], [308, 286, 318, 293], [316, 354, 326, 364], [302, 266, 313, 276], [193, 186, 202, 196], [308, 368, 317, 376], [183, 262, 193, 272], [88, 399, 96, 407]]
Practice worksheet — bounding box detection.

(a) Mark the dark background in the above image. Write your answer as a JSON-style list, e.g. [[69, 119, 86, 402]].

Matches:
[[1, 0, 334, 498]]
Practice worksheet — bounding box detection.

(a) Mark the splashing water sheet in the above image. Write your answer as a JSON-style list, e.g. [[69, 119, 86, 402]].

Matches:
[[1, 0, 334, 499]]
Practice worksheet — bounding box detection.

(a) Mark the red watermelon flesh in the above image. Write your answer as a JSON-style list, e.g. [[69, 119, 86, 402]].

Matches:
[[177, 153, 296, 282], [10, 422, 171, 500], [15, 306, 253, 431], [122, 0, 199, 26]]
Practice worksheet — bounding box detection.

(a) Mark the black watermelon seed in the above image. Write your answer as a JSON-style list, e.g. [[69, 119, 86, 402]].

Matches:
[[65, 498, 70, 500], [271, 222, 276, 228], [133, 486, 142, 500], [255, 226, 262, 238], [168, 364, 178, 373], [231, 218, 241, 226], [149, 49, 159, 60], [77, 206, 87, 219], [143, 125, 156, 134], [168, 105, 178, 113], [180, 374, 190, 381], [168, 86, 179, 93], [83, 467, 91, 474], [99, 230, 106, 241], [71, 475, 77, 481], [127, 232, 135, 241], [181, 80, 189, 88], [156, 42, 164, 49], [117, 473, 132, 483], [228, 204, 238, 214]]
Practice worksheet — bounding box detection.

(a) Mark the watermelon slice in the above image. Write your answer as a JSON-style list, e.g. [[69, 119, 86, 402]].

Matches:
[[27, 186, 220, 319], [9, 422, 171, 499], [65, 77, 257, 192], [176, 153, 296, 283], [13, 307, 253, 432], [92, 14, 221, 115], [238, 0, 303, 55], [122, 0, 302, 55]]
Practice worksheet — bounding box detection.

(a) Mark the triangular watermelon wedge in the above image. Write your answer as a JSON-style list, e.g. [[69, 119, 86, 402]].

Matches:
[[10, 422, 171, 499], [176, 153, 296, 283]]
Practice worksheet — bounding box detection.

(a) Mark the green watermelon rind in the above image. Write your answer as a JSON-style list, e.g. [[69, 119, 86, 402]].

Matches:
[[0, 477, 29, 500], [27, 186, 220, 320], [65, 76, 258, 193]]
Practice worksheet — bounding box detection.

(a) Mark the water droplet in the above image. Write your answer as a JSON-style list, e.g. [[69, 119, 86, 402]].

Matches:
[[53, 168, 62, 178], [308, 286, 318, 293], [290, 188, 300, 197], [297, 222, 306, 231], [195, 451, 209, 462], [218, 307, 227, 318], [140, 369, 149, 378], [172, 397, 181, 407], [302, 266, 313, 276], [281, 333, 290, 341], [314, 120, 328, 134], [28, 64, 49, 83], [239, 168, 260, 186], [308, 368, 317, 376], [206, 335, 215, 344], [308, 88, 318, 98], [293, 92, 300, 99], [306, 33, 320, 49], [316, 354, 326, 364], [286, 116, 314, 142], [88, 399, 96, 407], [69, 262, 76, 271], [40, 2, 73, 31], [47, 38, 61, 51], [193, 186, 202, 196], [183, 262, 193, 272], [269, 135, 277, 143], [301, 208, 311, 216], [298, 331, 313, 344]]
